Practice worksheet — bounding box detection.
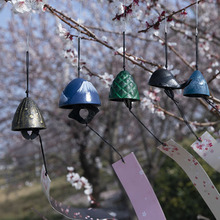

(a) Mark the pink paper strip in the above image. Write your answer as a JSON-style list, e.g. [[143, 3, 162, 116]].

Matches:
[[191, 131, 220, 172], [158, 140, 220, 219], [40, 165, 113, 220], [112, 152, 166, 220]]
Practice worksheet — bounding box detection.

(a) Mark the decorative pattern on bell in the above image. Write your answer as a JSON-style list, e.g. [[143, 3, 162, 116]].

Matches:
[[148, 68, 182, 89], [59, 78, 101, 124], [59, 78, 101, 109], [12, 97, 46, 139], [109, 70, 140, 102], [183, 70, 210, 98]]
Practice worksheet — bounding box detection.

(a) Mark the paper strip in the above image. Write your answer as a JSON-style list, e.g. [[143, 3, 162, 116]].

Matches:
[[158, 140, 220, 219], [191, 131, 220, 172], [112, 152, 166, 220], [40, 165, 113, 220]]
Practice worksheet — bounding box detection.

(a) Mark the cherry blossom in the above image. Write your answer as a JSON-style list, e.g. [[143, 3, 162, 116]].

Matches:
[[66, 167, 94, 204], [10, 0, 46, 13]]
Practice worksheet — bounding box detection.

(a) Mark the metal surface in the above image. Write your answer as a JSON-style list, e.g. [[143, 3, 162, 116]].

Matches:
[[148, 68, 182, 89], [109, 70, 140, 102], [183, 70, 210, 97], [12, 97, 46, 131], [59, 78, 101, 109], [68, 104, 99, 124], [12, 97, 46, 139]]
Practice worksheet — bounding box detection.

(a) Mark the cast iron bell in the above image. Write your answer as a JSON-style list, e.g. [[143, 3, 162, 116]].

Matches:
[[12, 97, 46, 140], [183, 70, 210, 98], [59, 78, 101, 124], [148, 68, 189, 90], [109, 70, 140, 109]]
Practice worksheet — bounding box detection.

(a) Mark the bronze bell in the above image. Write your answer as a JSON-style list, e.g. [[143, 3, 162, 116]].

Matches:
[[12, 97, 46, 140]]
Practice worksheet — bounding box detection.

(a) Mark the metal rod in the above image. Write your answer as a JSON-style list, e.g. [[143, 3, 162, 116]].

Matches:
[[87, 124, 125, 163]]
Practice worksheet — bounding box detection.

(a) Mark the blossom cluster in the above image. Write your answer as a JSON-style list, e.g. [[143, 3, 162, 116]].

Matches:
[[9, 0, 46, 13], [141, 89, 166, 120], [66, 167, 95, 204], [111, 0, 142, 26], [57, 22, 79, 67]]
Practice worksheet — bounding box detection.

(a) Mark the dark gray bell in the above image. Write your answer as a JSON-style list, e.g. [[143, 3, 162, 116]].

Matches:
[[12, 97, 46, 140], [148, 68, 188, 89]]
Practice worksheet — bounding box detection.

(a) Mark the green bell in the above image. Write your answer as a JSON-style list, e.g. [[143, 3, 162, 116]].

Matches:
[[109, 70, 140, 109], [12, 97, 46, 140]]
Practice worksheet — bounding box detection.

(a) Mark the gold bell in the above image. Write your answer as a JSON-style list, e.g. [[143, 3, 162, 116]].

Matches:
[[12, 97, 46, 139]]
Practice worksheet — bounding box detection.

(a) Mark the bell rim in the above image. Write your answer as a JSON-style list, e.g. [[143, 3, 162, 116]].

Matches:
[[109, 98, 140, 102], [59, 103, 101, 109], [12, 127, 46, 131]]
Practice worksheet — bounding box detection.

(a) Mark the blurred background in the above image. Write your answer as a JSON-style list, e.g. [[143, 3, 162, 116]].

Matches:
[[0, 0, 219, 219]]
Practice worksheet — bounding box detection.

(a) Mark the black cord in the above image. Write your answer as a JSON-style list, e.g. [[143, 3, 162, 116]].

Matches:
[[86, 124, 125, 163], [195, 0, 199, 70], [172, 99, 200, 141], [39, 134, 48, 176], [129, 109, 166, 146], [78, 37, 81, 78], [165, 32, 168, 69], [195, 34, 199, 70], [26, 51, 29, 97], [123, 31, 126, 71]]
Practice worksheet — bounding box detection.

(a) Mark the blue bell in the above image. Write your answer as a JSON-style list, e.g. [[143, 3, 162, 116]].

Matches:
[[183, 70, 210, 98], [59, 78, 101, 124], [59, 78, 101, 108]]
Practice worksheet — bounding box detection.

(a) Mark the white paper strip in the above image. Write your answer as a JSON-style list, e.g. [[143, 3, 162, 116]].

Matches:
[[158, 140, 220, 219], [191, 131, 220, 172], [40, 165, 113, 220]]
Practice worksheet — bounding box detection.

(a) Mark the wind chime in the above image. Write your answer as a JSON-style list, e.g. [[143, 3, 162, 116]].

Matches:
[[183, 0, 220, 116], [11, 17, 48, 175], [59, 5, 124, 163], [109, 7, 166, 146], [148, 7, 200, 141]]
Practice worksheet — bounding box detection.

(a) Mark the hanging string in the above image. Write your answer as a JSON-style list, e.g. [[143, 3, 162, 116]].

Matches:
[[25, 14, 31, 97], [123, 31, 126, 71], [164, 0, 168, 69], [86, 124, 125, 163], [77, 0, 82, 78], [172, 98, 200, 141], [26, 51, 29, 97], [122, 0, 126, 71], [78, 37, 81, 78], [129, 109, 166, 146], [195, 0, 199, 70], [39, 134, 48, 176]]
